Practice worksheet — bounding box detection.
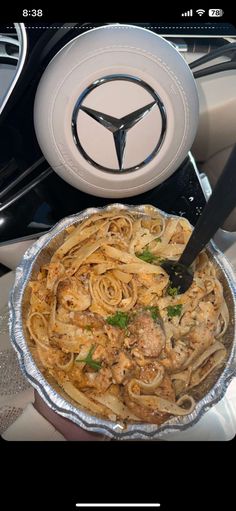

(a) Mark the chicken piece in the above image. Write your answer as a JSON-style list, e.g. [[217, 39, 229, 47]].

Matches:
[[68, 360, 112, 393], [85, 367, 113, 393], [187, 324, 214, 353], [130, 348, 147, 367], [180, 311, 197, 332], [111, 352, 134, 384], [161, 339, 189, 371], [72, 311, 105, 329], [68, 363, 90, 387], [124, 334, 138, 349], [57, 277, 91, 311], [93, 342, 122, 366], [129, 312, 165, 357], [56, 305, 73, 323], [161, 323, 214, 371], [104, 324, 121, 343], [104, 325, 124, 353], [93, 345, 108, 362], [177, 324, 215, 369], [50, 333, 91, 353]]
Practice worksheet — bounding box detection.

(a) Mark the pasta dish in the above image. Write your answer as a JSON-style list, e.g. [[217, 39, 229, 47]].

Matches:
[[25, 207, 229, 425]]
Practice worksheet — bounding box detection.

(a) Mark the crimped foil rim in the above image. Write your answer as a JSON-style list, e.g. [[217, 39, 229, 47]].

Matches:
[[9, 203, 236, 439]]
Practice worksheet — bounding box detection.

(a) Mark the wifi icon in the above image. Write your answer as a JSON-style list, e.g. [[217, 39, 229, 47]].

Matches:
[[196, 9, 205, 16]]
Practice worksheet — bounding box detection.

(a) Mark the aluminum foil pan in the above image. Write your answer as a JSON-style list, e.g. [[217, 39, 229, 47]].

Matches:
[[9, 204, 236, 439]]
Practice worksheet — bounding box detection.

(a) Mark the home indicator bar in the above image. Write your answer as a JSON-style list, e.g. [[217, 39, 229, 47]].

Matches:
[[75, 505, 161, 508]]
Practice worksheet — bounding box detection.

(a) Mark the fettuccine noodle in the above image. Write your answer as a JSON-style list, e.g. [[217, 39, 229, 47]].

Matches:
[[25, 208, 229, 425]]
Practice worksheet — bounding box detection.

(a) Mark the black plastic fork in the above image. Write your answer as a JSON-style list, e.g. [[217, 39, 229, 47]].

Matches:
[[162, 145, 236, 293]]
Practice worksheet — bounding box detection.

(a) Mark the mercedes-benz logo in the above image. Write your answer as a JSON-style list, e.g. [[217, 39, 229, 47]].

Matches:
[[71, 75, 167, 173]]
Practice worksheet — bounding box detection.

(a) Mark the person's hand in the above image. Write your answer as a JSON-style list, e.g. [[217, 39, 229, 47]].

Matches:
[[33, 391, 110, 441]]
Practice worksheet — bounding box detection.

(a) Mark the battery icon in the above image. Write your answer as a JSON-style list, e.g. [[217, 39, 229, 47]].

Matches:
[[208, 9, 224, 16]]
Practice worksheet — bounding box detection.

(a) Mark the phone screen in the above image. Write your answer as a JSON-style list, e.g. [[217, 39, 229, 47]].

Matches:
[[1, 6, 236, 509]]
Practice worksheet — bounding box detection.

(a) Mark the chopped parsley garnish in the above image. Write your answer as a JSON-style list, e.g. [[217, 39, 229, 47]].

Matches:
[[155, 237, 162, 243], [75, 345, 101, 371], [106, 311, 129, 329], [167, 304, 183, 317], [144, 305, 160, 321], [167, 285, 180, 297], [136, 249, 164, 265]]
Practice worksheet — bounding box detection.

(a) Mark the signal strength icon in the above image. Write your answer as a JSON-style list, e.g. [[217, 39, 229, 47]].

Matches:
[[196, 9, 205, 16], [181, 9, 193, 16]]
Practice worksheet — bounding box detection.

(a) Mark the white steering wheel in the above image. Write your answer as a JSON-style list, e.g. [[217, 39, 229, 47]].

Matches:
[[34, 24, 199, 198]]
